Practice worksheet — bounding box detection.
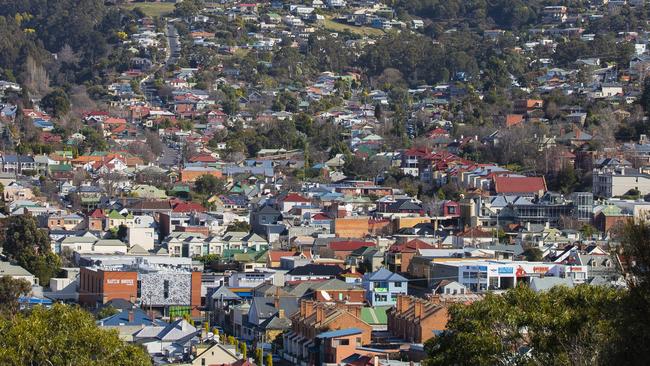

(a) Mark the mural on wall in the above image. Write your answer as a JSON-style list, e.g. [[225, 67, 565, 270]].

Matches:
[[140, 272, 192, 306]]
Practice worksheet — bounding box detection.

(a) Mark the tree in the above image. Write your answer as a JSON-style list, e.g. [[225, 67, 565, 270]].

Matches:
[[522, 247, 543, 262], [226, 221, 250, 233], [40, 89, 71, 117], [174, 0, 204, 17], [240, 342, 247, 359], [265, 353, 273, 366], [0, 276, 31, 315], [194, 174, 227, 196], [0, 304, 151, 365], [1, 215, 60, 284], [96, 305, 120, 320], [255, 348, 263, 366], [424, 285, 620, 366]]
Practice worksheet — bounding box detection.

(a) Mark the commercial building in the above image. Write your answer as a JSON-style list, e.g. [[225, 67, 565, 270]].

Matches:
[[78, 256, 201, 316], [429, 260, 588, 293]]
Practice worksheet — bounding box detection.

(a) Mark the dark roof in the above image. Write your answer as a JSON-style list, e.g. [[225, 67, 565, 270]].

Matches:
[[99, 308, 168, 327], [287, 264, 343, 277], [387, 199, 423, 212], [251, 296, 299, 320], [257, 204, 281, 215]]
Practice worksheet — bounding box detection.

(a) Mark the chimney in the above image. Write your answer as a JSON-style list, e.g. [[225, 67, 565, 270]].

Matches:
[[278, 309, 285, 319], [414, 300, 423, 319], [316, 305, 324, 323], [350, 264, 356, 274], [300, 300, 306, 316], [305, 301, 315, 317], [128, 310, 134, 323], [374, 356, 379, 366]]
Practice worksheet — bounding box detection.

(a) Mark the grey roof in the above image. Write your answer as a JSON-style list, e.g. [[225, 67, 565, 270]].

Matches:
[[99, 308, 168, 327], [364, 268, 407, 282], [258, 314, 291, 330], [250, 296, 299, 319], [530, 277, 574, 292], [0, 261, 33, 277], [210, 285, 241, 300]]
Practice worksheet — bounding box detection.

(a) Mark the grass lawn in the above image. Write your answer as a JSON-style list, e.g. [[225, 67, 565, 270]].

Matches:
[[322, 18, 384, 37], [120, 2, 176, 17]]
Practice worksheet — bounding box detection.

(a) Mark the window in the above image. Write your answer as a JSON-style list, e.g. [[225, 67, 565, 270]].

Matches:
[[163, 280, 170, 299], [137, 280, 141, 298], [339, 339, 349, 346], [201, 359, 206, 366], [394, 282, 402, 287]]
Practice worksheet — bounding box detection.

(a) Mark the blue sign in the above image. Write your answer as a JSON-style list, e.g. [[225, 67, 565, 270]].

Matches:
[[498, 267, 514, 274]]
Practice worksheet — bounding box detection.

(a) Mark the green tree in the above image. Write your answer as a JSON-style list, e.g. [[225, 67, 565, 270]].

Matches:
[[255, 348, 263, 366], [424, 285, 621, 366], [522, 247, 543, 262], [0, 276, 31, 315], [609, 219, 650, 364], [0, 303, 151, 365], [40, 89, 71, 117], [194, 174, 227, 196], [1, 215, 60, 284], [174, 0, 204, 17], [240, 342, 247, 359], [226, 221, 251, 233], [96, 305, 120, 320]]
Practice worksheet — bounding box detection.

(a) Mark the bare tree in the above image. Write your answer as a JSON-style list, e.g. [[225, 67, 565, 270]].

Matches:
[[24, 56, 50, 98]]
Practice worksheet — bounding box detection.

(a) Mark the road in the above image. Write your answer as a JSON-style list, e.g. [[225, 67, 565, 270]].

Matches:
[[139, 21, 179, 105]]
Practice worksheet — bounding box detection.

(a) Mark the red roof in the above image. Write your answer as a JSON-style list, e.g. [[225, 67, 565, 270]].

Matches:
[[311, 213, 331, 221], [403, 147, 430, 157], [89, 209, 105, 218], [268, 250, 298, 263], [282, 193, 310, 203], [189, 154, 218, 163], [505, 114, 524, 127], [172, 202, 207, 213], [493, 176, 547, 194], [389, 238, 436, 253], [329, 240, 376, 251]]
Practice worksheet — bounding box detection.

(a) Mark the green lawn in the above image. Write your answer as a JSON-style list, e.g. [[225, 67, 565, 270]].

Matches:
[[322, 18, 384, 37], [120, 2, 176, 17]]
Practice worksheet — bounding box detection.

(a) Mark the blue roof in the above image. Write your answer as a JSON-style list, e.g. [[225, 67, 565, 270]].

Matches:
[[99, 308, 168, 327], [316, 328, 362, 339], [19, 297, 52, 305], [365, 268, 407, 282]]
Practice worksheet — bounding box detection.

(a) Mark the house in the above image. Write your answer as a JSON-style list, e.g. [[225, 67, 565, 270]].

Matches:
[[387, 295, 450, 343], [277, 193, 311, 212], [0, 261, 38, 286], [386, 239, 436, 274], [316, 328, 365, 365], [283, 300, 372, 365], [285, 264, 343, 282], [362, 268, 408, 306], [132, 319, 201, 360], [3, 182, 34, 202], [493, 176, 547, 196], [191, 343, 243, 366]]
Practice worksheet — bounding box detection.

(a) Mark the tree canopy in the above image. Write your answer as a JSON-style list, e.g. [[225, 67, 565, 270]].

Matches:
[[1, 215, 61, 284], [0, 304, 151, 365]]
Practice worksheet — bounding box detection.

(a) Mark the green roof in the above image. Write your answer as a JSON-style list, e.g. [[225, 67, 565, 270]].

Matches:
[[49, 164, 73, 172], [601, 205, 623, 216], [107, 210, 133, 219], [360, 306, 390, 325], [171, 184, 191, 193]]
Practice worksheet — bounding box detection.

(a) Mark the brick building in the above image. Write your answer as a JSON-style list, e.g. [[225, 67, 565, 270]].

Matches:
[[283, 300, 372, 365], [79, 258, 202, 316], [387, 295, 449, 344]]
